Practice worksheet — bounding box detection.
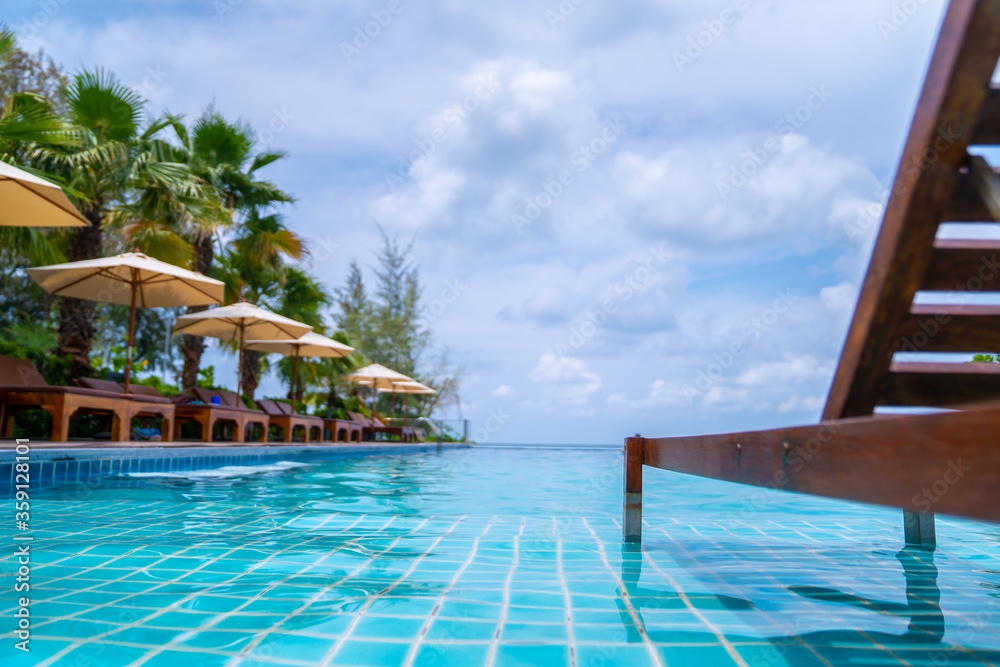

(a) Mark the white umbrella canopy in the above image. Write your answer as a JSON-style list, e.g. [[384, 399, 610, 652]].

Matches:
[[246, 332, 355, 397], [173, 302, 313, 397], [27, 252, 225, 307], [376, 381, 436, 395], [0, 160, 88, 227], [27, 251, 225, 392], [245, 332, 354, 358], [343, 363, 414, 390]]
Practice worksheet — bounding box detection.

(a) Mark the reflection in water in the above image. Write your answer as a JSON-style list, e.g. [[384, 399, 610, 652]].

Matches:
[[619, 547, 1000, 665]]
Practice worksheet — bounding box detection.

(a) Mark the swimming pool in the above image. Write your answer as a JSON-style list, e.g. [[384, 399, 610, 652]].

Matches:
[[2, 445, 999, 666]]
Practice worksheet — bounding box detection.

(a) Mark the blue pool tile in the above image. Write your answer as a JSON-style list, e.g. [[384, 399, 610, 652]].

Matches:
[[142, 649, 232, 667], [577, 644, 658, 667], [414, 642, 491, 667], [253, 632, 339, 662], [495, 643, 571, 667], [425, 618, 498, 642], [177, 629, 257, 651], [3, 639, 73, 667], [213, 613, 287, 631], [656, 645, 736, 663], [438, 600, 503, 620], [59, 642, 152, 667], [335, 639, 411, 666], [353, 614, 426, 640], [501, 622, 569, 642]]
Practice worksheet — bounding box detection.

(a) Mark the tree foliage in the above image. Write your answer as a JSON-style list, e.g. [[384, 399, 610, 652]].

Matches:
[[0, 34, 463, 423]]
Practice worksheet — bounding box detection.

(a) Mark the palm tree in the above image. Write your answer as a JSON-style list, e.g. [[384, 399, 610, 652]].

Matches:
[[215, 211, 306, 400], [0, 25, 74, 267], [168, 110, 293, 391], [28, 69, 217, 378], [273, 266, 331, 401]]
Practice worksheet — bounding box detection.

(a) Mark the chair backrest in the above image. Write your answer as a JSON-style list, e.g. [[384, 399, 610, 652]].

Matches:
[[275, 401, 294, 415], [76, 377, 125, 394], [256, 399, 282, 416], [191, 387, 219, 404], [346, 411, 371, 426], [217, 389, 243, 408], [127, 384, 166, 398], [0, 355, 49, 388]]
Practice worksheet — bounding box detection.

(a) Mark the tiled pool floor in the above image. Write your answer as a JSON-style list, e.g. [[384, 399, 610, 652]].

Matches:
[[1, 448, 999, 666]]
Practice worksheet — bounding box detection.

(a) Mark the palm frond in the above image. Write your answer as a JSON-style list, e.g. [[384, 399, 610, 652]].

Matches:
[[0, 227, 66, 265], [66, 69, 145, 142]]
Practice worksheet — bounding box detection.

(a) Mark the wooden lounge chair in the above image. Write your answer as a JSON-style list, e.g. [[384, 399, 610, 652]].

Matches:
[[323, 416, 362, 443], [624, 0, 1000, 551], [256, 399, 323, 443], [348, 411, 414, 442], [0, 355, 128, 442], [74, 378, 174, 442], [174, 387, 268, 443]]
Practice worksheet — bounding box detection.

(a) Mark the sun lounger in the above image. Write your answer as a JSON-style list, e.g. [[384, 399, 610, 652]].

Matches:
[[75, 377, 174, 442], [256, 399, 323, 443], [623, 1, 1000, 551], [323, 417, 362, 443], [0, 355, 129, 442], [348, 411, 414, 442], [174, 387, 268, 443]]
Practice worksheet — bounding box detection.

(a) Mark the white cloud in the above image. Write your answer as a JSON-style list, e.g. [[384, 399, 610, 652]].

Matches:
[[530, 352, 602, 405], [491, 384, 515, 397], [820, 281, 857, 315], [737, 354, 830, 388], [12, 0, 951, 443]]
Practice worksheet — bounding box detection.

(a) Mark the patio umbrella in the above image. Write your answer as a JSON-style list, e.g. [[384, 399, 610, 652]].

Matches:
[[344, 364, 416, 416], [377, 380, 436, 416], [0, 160, 88, 227], [376, 381, 436, 395], [245, 332, 355, 398], [27, 251, 225, 393], [343, 363, 414, 390], [173, 302, 313, 398]]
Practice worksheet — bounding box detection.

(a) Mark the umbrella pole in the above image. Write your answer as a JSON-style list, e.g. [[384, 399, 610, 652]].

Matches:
[[237, 324, 244, 400], [292, 352, 300, 402], [124, 284, 137, 394]]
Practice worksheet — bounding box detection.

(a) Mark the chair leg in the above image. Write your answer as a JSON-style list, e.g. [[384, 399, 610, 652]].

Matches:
[[903, 511, 936, 550], [50, 408, 71, 443], [623, 437, 644, 544]]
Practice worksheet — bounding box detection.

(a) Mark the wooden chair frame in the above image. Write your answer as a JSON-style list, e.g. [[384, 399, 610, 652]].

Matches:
[[625, 0, 1000, 550]]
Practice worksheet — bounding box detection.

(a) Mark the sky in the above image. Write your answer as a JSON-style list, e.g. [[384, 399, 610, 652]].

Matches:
[[5, 0, 968, 444]]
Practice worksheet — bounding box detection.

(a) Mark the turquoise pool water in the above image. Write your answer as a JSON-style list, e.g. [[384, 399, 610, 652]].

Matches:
[[2, 445, 999, 666]]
